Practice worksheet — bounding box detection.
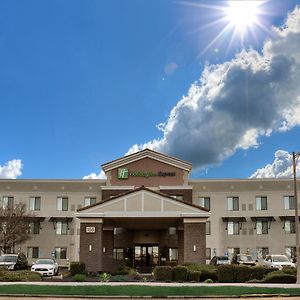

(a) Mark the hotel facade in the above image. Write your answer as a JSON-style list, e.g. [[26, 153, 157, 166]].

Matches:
[[0, 149, 299, 272]]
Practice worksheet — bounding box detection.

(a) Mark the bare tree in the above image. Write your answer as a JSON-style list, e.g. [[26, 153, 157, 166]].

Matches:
[[0, 203, 33, 254]]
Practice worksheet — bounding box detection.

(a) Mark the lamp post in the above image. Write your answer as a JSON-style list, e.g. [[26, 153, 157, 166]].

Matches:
[[292, 152, 300, 284]]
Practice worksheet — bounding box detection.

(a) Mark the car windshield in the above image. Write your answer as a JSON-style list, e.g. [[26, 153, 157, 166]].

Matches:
[[0, 255, 17, 262], [35, 259, 54, 265], [239, 255, 253, 262], [273, 255, 289, 262]]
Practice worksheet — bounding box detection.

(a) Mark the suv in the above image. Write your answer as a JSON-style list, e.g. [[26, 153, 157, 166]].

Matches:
[[0, 253, 28, 271], [0, 254, 18, 270], [210, 256, 230, 266], [263, 255, 295, 269], [231, 254, 256, 266]]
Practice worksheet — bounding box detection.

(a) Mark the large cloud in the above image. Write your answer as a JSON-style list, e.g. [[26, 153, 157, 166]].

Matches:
[[250, 150, 300, 178], [83, 170, 107, 180], [0, 159, 22, 179], [127, 6, 300, 170]]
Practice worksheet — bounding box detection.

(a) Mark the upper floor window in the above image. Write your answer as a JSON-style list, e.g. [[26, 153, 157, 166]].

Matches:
[[256, 196, 267, 210], [172, 195, 184, 201], [256, 220, 268, 234], [56, 221, 68, 235], [57, 197, 68, 211], [228, 221, 239, 235], [284, 220, 295, 234], [1, 196, 14, 209], [84, 197, 96, 207], [227, 197, 239, 211], [29, 197, 41, 211], [198, 197, 210, 210], [284, 196, 295, 210], [29, 222, 40, 234]]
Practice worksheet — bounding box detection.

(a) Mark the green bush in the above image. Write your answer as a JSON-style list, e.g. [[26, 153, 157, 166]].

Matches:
[[73, 274, 86, 282], [218, 264, 252, 283], [69, 261, 86, 276], [262, 271, 296, 283], [0, 270, 42, 282], [204, 278, 214, 283], [173, 266, 189, 282], [153, 266, 173, 281], [188, 271, 201, 282], [99, 272, 111, 282], [200, 269, 218, 282], [249, 266, 274, 281], [113, 263, 136, 275], [183, 263, 217, 272]]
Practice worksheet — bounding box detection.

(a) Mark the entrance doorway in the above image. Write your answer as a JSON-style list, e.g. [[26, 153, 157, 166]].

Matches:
[[134, 244, 159, 273]]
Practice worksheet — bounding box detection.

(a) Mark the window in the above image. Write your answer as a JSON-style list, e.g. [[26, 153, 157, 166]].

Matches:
[[198, 197, 210, 210], [29, 197, 41, 211], [113, 248, 124, 260], [27, 247, 39, 259], [206, 248, 211, 260], [284, 220, 296, 234], [227, 197, 239, 211], [228, 221, 239, 235], [168, 227, 177, 235], [29, 222, 40, 234], [285, 246, 296, 260], [56, 221, 68, 235], [284, 196, 295, 210], [169, 248, 178, 261], [256, 220, 268, 234], [84, 197, 96, 207], [172, 195, 183, 201], [113, 227, 123, 235], [57, 197, 68, 211], [55, 247, 67, 259], [1, 196, 14, 209], [256, 196, 267, 210], [206, 221, 211, 235], [256, 247, 269, 259], [227, 247, 240, 259]]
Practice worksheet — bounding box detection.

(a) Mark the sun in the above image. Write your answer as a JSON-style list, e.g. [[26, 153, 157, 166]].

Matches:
[[225, 1, 261, 33]]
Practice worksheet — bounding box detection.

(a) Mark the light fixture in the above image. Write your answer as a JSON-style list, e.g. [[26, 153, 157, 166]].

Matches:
[[193, 245, 197, 252]]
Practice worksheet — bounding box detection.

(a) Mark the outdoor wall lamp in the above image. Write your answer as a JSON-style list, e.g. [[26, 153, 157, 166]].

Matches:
[[193, 245, 197, 252]]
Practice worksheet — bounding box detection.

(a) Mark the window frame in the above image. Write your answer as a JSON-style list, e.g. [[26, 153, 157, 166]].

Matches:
[[55, 247, 67, 259], [199, 197, 210, 210], [57, 197, 68, 211], [227, 196, 239, 211], [256, 196, 268, 211], [29, 196, 41, 211]]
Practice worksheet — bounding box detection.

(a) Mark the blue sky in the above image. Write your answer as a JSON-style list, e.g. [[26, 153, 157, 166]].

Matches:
[[0, 0, 300, 180]]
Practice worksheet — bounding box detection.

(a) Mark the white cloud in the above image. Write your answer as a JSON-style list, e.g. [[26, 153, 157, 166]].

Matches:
[[128, 6, 300, 170], [0, 159, 22, 179], [250, 150, 300, 178], [83, 170, 107, 180]]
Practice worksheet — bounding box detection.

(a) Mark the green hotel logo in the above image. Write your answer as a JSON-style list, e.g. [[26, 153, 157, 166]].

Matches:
[[118, 168, 129, 179]]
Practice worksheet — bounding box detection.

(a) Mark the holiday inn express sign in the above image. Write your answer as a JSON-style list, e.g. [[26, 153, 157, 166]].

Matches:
[[118, 168, 176, 179]]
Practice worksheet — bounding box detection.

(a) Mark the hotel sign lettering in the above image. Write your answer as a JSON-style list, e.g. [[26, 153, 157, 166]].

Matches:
[[118, 168, 175, 179]]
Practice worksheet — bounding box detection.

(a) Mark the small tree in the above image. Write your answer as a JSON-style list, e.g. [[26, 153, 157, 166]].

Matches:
[[0, 203, 33, 254]]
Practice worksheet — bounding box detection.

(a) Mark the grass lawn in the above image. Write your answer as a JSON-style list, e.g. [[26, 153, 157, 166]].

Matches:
[[0, 285, 300, 297]]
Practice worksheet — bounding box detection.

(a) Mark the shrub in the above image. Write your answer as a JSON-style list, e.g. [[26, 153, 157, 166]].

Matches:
[[218, 264, 252, 283], [73, 274, 86, 282], [153, 266, 173, 281], [262, 272, 296, 283], [200, 269, 218, 282], [99, 272, 111, 282], [204, 278, 213, 283], [0, 270, 42, 282], [69, 262, 86, 276], [173, 266, 189, 282], [188, 271, 201, 282], [113, 264, 136, 275], [249, 266, 274, 281]]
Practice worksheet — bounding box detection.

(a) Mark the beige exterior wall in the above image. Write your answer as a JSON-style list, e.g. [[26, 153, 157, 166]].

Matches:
[[1, 176, 300, 266]]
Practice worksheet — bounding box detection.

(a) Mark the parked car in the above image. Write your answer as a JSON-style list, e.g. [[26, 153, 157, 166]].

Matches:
[[231, 254, 256, 266], [31, 258, 59, 276], [210, 256, 230, 266], [263, 255, 295, 270], [0, 253, 28, 271], [0, 254, 18, 270]]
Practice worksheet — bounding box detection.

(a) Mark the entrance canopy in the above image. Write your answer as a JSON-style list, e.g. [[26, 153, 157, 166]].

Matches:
[[76, 186, 210, 229]]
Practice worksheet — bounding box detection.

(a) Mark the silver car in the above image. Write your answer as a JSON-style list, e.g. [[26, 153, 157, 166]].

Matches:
[[31, 258, 59, 276], [0, 254, 18, 270], [263, 255, 295, 270]]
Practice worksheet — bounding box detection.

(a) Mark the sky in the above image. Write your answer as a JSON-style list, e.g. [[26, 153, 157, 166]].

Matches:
[[0, 0, 300, 180]]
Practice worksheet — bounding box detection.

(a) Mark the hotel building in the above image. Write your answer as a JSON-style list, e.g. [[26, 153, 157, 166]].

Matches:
[[0, 149, 299, 273]]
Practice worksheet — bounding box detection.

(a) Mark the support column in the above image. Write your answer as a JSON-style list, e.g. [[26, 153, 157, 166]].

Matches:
[[79, 219, 103, 273], [183, 218, 206, 264], [102, 228, 114, 272]]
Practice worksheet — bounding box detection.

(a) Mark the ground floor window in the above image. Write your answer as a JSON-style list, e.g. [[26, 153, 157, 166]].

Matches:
[[256, 247, 269, 259], [27, 247, 39, 259], [55, 247, 67, 259], [168, 248, 178, 261], [285, 246, 296, 260], [206, 248, 211, 260], [113, 248, 124, 260], [227, 247, 240, 259]]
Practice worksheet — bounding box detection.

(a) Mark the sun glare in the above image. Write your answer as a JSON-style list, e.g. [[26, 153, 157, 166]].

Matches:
[[225, 1, 261, 32]]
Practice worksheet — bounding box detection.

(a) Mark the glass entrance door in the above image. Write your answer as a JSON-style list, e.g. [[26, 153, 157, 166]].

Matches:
[[134, 244, 159, 273]]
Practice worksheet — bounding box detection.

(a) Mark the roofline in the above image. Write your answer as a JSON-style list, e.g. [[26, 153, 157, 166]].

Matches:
[[77, 185, 209, 212], [101, 149, 192, 173], [0, 179, 107, 183]]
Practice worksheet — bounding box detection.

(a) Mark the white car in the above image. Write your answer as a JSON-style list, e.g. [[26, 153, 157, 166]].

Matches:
[[31, 258, 59, 276], [263, 255, 295, 270], [0, 254, 18, 270]]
